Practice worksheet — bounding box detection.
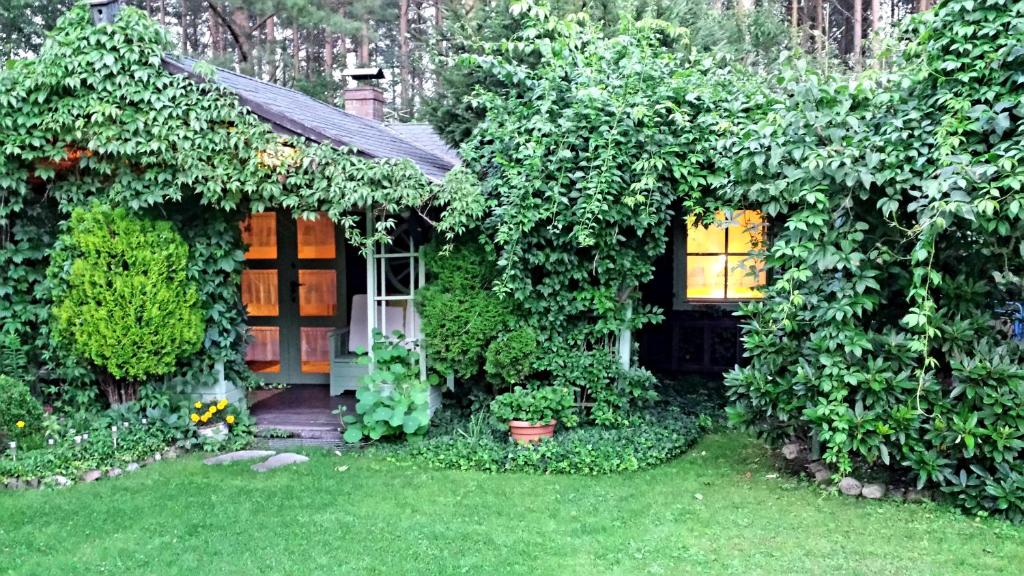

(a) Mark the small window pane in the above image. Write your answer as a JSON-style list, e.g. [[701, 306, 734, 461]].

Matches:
[[299, 270, 337, 317], [297, 213, 336, 259], [301, 327, 332, 374], [727, 210, 765, 254], [727, 256, 765, 299], [686, 255, 726, 299], [246, 327, 280, 373], [241, 212, 277, 260], [241, 270, 279, 316], [686, 214, 726, 254]]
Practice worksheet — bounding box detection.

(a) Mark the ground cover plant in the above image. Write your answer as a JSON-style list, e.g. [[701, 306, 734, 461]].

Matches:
[[2, 433, 1023, 575], [723, 0, 1024, 521]]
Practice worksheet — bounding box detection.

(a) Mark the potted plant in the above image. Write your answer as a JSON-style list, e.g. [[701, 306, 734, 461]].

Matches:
[[189, 398, 236, 441], [490, 385, 578, 443]]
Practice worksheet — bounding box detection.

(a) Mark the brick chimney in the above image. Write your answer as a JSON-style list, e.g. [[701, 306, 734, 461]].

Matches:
[[343, 86, 385, 122], [341, 67, 387, 122]]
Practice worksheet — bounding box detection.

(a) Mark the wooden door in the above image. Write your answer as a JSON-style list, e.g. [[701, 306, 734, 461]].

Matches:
[[241, 211, 347, 385]]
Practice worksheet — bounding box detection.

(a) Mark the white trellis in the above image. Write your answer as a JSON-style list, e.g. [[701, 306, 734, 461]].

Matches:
[[364, 209, 428, 380]]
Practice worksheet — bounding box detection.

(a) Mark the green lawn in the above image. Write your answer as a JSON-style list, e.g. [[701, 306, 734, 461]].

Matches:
[[1, 433, 1021, 576]]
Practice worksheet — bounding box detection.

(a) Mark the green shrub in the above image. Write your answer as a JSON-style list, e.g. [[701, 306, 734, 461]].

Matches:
[[416, 239, 516, 382], [341, 332, 439, 443], [48, 205, 204, 405], [0, 334, 30, 381], [484, 326, 538, 386], [409, 405, 707, 475], [489, 385, 579, 426], [539, 348, 658, 426], [0, 375, 43, 442]]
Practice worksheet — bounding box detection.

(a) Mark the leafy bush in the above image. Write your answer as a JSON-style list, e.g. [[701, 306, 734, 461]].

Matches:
[[0, 375, 43, 443], [48, 205, 204, 405], [341, 332, 438, 443], [724, 1, 1024, 521], [490, 385, 579, 426], [416, 239, 517, 381], [484, 326, 538, 386], [409, 404, 707, 475], [539, 348, 658, 426]]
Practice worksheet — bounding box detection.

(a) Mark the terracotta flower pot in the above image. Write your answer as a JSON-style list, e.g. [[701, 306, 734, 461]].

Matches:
[[508, 420, 556, 444]]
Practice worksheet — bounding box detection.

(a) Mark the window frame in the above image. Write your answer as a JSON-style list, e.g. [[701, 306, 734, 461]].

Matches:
[[672, 211, 768, 310]]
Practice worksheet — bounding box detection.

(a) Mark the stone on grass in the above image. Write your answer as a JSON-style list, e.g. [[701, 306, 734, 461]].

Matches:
[[80, 469, 102, 483], [889, 487, 906, 501], [904, 488, 932, 503], [5, 478, 25, 490], [861, 483, 886, 499], [126, 462, 141, 473], [806, 461, 831, 484], [50, 475, 72, 487], [251, 453, 309, 472], [26, 478, 40, 489], [781, 442, 804, 460], [106, 468, 123, 478], [162, 447, 179, 460], [204, 450, 276, 466], [839, 476, 863, 496]]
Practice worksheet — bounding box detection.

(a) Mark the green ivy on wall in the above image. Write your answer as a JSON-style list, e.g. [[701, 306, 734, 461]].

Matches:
[[723, 0, 1024, 521], [0, 4, 481, 394]]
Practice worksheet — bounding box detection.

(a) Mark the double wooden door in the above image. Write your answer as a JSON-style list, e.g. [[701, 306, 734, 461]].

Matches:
[[241, 211, 347, 385]]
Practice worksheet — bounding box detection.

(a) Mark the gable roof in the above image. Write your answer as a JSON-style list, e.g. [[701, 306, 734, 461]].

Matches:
[[162, 56, 455, 181], [386, 123, 460, 166]]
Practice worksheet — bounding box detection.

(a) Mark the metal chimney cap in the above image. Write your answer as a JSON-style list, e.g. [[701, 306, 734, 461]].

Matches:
[[88, 0, 123, 26], [341, 67, 385, 81]]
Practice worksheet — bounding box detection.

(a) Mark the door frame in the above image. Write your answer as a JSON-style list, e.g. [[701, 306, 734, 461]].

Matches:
[[244, 211, 347, 385]]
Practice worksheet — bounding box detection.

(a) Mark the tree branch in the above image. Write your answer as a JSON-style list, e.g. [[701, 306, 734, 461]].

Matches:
[[205, 0, 249, 62]]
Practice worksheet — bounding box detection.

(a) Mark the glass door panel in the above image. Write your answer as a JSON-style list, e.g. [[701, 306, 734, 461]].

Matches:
[[300, 327, 332, 374], [241, 212, 278, 259], [297, 213, 336, 259], [299, 270, 337, 317], [246, 327, 281, 373], [241, 270, 279, 316]]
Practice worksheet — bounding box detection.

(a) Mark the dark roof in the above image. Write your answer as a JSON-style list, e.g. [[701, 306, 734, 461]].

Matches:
[[162, 56, 454, 181], [387, 123, 460, 166]]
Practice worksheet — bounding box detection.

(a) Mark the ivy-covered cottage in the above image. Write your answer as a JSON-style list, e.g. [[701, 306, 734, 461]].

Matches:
[[0, 2, 473, 420]]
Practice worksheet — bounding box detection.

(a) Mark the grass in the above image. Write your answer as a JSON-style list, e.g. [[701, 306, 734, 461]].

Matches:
[[1, 433, 1022, 576]]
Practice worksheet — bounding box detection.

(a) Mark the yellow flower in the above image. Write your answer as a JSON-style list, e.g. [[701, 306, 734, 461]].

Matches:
[[226, 415, 235, 425], [15, 420, 25, 429], [217, 399, 228, 410], [194, 401, 203, 409], [208, 405, 218, 414], [190, 413, 200, 423], [200, 414, 211, 423]]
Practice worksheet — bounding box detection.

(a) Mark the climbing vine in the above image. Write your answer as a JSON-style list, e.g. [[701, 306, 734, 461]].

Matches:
[[724, 0, 1024, 521], [0, 4, 480, 392]]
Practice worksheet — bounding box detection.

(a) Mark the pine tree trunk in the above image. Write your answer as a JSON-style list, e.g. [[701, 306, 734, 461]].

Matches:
[[267, 16, 278, 82], [852, 0, 863, 67], [359, 21, 370, 66], [917, 0, 929, 11], [791, 0, 799, 28], [339, 2, 348, 71], [325, 33, 335, 83], [435, 0, 444, 54], [231, 5, 252, 62], [815, 0, 825, 55], [399, 0, 412, 116], [292, 27, 301, 84]]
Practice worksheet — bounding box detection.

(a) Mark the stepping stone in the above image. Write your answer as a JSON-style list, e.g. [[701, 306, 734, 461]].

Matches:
[[204, 450, 277, 465], [251, 453, 309, 472], [80, 469, 102, 483]]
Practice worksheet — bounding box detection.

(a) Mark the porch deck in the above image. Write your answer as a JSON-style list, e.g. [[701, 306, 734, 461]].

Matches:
[[251, 386, 355, 445]]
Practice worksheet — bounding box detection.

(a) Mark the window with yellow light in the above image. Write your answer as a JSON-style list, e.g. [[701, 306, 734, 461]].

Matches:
[[684, 210, 766, 301]]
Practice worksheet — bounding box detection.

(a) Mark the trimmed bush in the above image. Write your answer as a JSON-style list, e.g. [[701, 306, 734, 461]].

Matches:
[[48, 205, 204, 405]]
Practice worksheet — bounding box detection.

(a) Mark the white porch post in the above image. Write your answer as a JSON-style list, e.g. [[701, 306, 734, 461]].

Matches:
[[618, 302, 633, 370], [365, 207, 376, 366]]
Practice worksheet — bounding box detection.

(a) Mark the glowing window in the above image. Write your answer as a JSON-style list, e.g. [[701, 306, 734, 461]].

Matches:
[[241, 212, 277, 260], [685, 210, 766, 301]]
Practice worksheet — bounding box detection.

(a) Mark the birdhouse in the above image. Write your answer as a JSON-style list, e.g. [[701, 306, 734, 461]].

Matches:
[[88, 0, 123, 26]]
